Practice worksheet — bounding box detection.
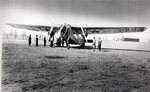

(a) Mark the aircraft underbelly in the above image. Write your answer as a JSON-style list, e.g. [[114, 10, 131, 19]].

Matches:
[[70, 34, 81, 44]]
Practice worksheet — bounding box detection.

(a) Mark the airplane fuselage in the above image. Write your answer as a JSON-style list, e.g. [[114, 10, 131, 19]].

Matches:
[[50, 24, 84, 45], [7, 23, 147, 47]]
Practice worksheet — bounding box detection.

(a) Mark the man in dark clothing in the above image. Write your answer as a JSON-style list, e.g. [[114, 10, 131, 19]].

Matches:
[[81, 35, 85, 48], [98, 37, 102, 51], [50, 36, 54, 47], [57, 37, 61, 47], [44, 36, 46, 47], [28, 35, 32, 46], [61, 37, 65, 47], [67, 36, 70, 49], [36, 35, 38, 47]]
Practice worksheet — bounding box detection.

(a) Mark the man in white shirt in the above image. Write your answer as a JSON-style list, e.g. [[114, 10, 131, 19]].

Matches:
[[93, 37, 96, 51]]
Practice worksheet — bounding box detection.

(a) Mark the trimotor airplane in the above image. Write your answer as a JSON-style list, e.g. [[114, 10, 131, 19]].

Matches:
[[7, 23, 146, 48]]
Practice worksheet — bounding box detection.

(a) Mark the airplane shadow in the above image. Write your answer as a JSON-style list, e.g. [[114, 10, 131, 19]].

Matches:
[[71, 46, 93, 49]]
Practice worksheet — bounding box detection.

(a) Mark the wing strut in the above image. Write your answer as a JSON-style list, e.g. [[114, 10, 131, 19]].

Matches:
[[48, 26, 53, 36], [81, 27, 87, 42]]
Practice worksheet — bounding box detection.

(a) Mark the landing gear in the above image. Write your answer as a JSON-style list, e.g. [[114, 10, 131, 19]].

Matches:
[[67, 43, 70, 49], [80, 42, 85, 48]]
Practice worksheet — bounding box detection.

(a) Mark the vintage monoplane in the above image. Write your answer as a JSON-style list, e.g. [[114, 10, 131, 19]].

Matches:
[[7, 23, 146, 48]]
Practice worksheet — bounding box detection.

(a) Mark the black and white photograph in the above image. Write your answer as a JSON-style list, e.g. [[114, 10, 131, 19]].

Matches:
[[1, 0, 150, 92]]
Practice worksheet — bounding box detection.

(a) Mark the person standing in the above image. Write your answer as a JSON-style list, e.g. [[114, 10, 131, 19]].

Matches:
[[81, 35, 85, 48], [58, 37, 61, 47], [98, 37, 102, 51], [36, 35, 38, 47], [66, 28, 71, 49], [67, 36, 70, 49], [50, 36, 54, 47], [61, 37, 64, 47], [93, 37, 96, 51], [28, 34, 32, 46], [44, 36, 47, 47], [56, 37, 61, 47]]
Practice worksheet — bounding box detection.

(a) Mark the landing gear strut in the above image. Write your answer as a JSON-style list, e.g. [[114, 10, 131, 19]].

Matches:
[[80, 42, 85, 48], [67, 43, 70, 49], [67, 37, 70, 49]]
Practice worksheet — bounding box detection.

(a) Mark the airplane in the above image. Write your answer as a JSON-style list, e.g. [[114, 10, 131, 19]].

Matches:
[[7, 23, 146, 48]]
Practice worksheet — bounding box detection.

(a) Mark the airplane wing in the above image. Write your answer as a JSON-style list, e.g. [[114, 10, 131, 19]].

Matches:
[[82, 27, 146, 34], [71, 26, 146, 34], [7, 23, 61, 32]]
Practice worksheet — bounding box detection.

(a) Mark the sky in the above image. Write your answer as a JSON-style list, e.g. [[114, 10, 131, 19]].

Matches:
[[1, 0, 150, 31]]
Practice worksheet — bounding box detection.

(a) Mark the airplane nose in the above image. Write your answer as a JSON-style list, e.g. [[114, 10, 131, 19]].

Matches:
[[65, 24, 71, 28]]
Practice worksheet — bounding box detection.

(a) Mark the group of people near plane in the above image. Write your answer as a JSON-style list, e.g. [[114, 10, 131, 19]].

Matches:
[[28, 34, 67, 47], [28, 34, 102, 51], [93, 37, 102, 51]]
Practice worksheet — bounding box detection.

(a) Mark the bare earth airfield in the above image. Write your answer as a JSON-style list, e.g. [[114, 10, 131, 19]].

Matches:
[[2, 39, 150, 92]]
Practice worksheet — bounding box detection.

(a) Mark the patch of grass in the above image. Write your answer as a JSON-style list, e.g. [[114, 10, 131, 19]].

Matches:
[[2, 42, 150, 92]]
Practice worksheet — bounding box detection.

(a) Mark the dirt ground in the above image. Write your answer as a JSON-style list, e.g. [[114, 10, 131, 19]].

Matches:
[[2, 40, 150, 92]]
